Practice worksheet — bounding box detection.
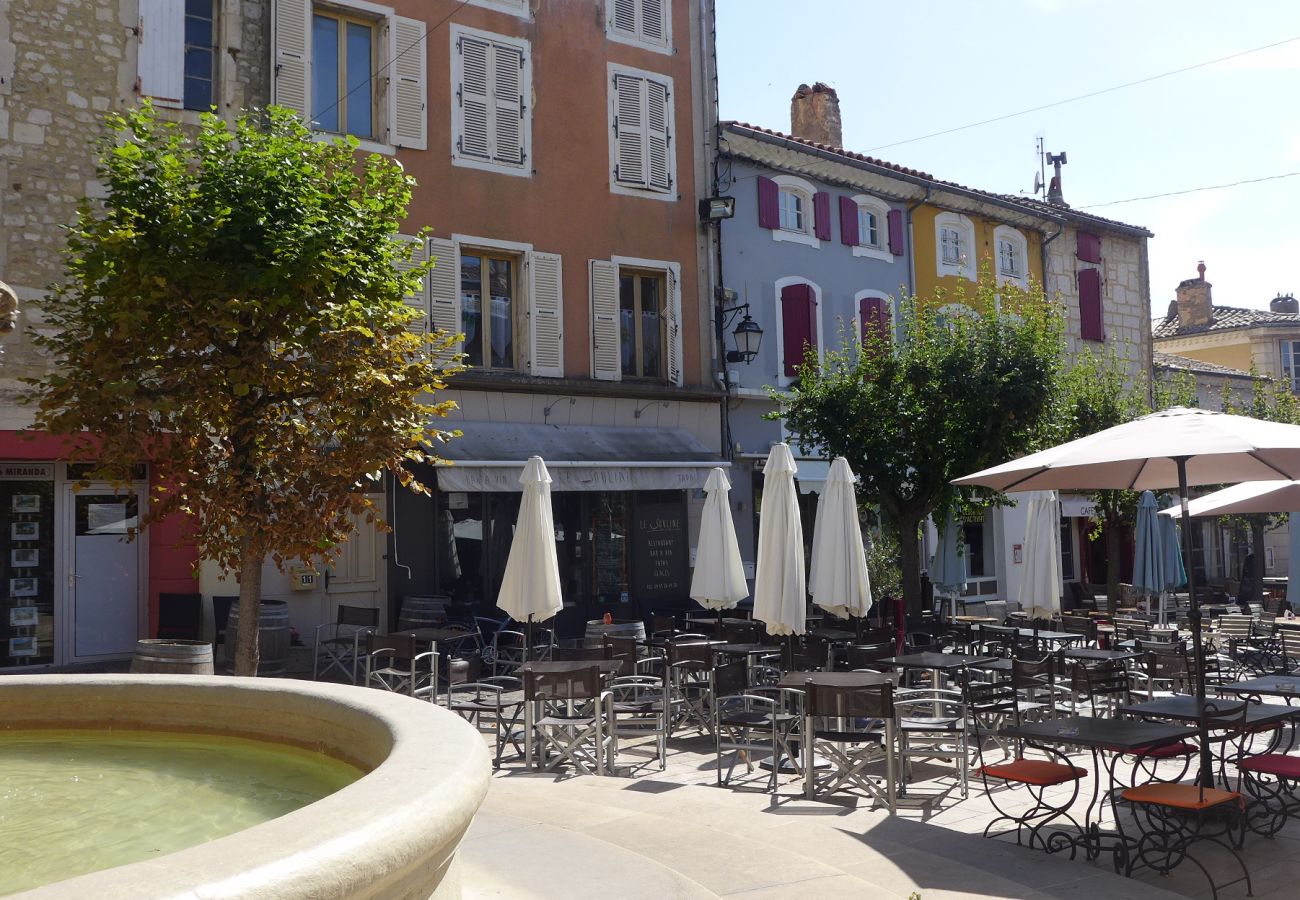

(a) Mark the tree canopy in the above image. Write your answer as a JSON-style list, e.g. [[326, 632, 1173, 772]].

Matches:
[[28, 104, 461, 674]]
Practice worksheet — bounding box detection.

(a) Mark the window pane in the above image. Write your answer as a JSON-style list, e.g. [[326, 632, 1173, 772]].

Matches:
[[619, 275, 636, 376], [311, 15, 340, 132], [640, 276, 661, 378], [488, 258, 513, 369], [345, 22, 373, 138], [185, 11, 213, 47], [186, 0, 211, 14], [184, 74, 212, 111], [460, 255, 483, 368]]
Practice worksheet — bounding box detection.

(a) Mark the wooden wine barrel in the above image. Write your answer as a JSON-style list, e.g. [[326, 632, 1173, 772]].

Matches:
[[399, 594, 450, 630], [582, 619, 647, 649], [130, 639, 214, 675], [223, 600, 291, 676]]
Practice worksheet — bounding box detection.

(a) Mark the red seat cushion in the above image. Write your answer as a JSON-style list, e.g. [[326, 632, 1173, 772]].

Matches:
[[977, 758, 1087, 786], [1240, 754, 1300, 779], [1122, 783, 1242, 811], [1136, 741, 1197, 759]]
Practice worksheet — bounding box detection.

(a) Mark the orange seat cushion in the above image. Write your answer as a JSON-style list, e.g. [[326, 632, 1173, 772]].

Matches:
[[978, 758, 1088, 786], [1121, 783, 1242, 811], [1240, 754, 1300, 779]]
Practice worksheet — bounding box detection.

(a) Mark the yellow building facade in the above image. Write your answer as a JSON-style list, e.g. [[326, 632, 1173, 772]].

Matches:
[[911, 204, 1046, 308]]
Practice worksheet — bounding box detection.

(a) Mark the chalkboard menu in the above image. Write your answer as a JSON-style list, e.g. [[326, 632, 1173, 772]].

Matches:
[[632, 499, 687, 600], [0, 477, 56, 668]]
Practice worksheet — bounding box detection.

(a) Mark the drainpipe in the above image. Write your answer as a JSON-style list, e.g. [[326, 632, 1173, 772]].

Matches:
[[1040, 220, 1065, 300], [903, 186, 931, 340]]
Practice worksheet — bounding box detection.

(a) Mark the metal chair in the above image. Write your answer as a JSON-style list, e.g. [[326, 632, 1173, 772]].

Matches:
[[523, 665, 613, 776], [313, 604, 380, 683], [666, 640, 716, 737], [444, 656, 524, 768], [364, 632, 437, 697], [608, 674, 669, 771], [712, 660, 798, 792], [802, 679, 898, 811], [894, 683, 968, 799]]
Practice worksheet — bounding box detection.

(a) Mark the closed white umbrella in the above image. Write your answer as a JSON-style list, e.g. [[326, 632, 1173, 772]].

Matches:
[[753, 444, 806, 636], [1017, 491, 1061, 620], [690, 467, 749, 611], [809, 457, 872, 621], [497, 456, 563, 656]]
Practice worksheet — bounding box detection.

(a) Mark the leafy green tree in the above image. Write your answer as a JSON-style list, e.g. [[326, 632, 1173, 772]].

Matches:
[[775, 280, 1064, 612], [27, 105, 461, 675]]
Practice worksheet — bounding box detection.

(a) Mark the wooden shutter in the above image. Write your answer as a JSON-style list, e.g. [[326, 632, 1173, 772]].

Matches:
[[645, 79, 671, 192], [457, 36, 491, 160], [859, 296, 889, 346], [813, 192, 832, 241], [757, 177, 779, 229], [665, 264, 683, 387], [492, 43, 524, 165], [1078, 267, 1104, 342], [611, 0, 637, 34], [1076, 230, 1102, 263], [528, 252, 564, 378], [887, 209, 905, 256], [394, 234, 429, 333], [390, 17, 427, 150], [613, 74, 645, 187], [781, 283, 816, 377], [137, 0, 184, 105], [839, 196, 858, 246], [641, 0, 667, 42], [427, 237, 461, 353], [590, 260, 622, 381], [272, 0, 311, 119]]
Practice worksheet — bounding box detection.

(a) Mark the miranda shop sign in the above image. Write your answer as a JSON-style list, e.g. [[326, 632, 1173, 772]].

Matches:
[[0, 464, 52, 481]]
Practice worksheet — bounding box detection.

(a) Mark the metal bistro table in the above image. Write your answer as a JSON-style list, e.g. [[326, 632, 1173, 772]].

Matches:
[[1120, 695, 1300, 774], [999, 716, 1197, 863], [1219, 674, 1300, 704], [1061, 647, 1145, 663], [881, 652, 995, 689]]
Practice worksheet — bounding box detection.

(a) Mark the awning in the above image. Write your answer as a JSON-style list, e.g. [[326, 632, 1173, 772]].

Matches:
[[434, 422, 726, 492]]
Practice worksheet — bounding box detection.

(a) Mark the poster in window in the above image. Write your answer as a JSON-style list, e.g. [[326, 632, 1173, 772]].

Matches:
[[9, 636, 37, 657], [10, 521, 37, 541], [87, 502, 131, 534], [10, 549, 37, 568], [11, 494, 39, 513], [9, 577, 37, 598], [8, 606, 37, 627]]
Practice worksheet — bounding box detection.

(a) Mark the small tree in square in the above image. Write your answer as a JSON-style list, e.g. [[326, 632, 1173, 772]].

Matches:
[[27, 105, 461, 675]]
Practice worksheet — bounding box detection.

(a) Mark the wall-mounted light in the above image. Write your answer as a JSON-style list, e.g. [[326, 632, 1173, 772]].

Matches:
[[699, 196, 736, 222], [715, 292, 763, 365]]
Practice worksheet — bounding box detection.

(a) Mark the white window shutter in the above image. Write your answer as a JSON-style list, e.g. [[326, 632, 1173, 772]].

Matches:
[[646, 79, 671, 192], [393, 234, 429, 333], [640, 0, 666, 41], [614, 74, 646, 187], [457, 36, 491, 160], [590, 260, 622, 381], [137, 0, 184, 105], [427, 237, 462, 354], [665, 264, 683, 387], [272, 0, 311, 119], [611, 0, 637, 34], [390, 17, 427, 150], [528, 252, 564, 378], [492, 44, 524, 165]]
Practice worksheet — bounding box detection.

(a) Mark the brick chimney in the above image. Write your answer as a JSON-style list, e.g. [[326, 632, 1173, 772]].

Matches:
[[790, 83, 842, 148], [1175, 261, 1213, 329]]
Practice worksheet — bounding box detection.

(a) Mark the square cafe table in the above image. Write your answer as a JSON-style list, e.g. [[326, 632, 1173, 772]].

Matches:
[[1061, 647, 1144, 663], [1218, 674, 1300, 702], [1121, 694, 1300, 766]]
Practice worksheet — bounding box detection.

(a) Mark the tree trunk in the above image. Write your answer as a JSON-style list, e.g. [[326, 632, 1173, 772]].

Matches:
[[233, 534, 264, 677], [896, 512, 923, 615], [1105, 519, 1122, 614]]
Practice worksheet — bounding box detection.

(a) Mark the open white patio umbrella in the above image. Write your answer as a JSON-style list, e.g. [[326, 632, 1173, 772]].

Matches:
[[496, 456, 563, 657], [956, 406, 1300, 788], [809, 457, 872, 622], [1017, 491, 1061, 620], [753, 443, 806, 636], [1159, 479, 1300, 518], [931, 511, 966, 619], [690, 467, 749, 613]]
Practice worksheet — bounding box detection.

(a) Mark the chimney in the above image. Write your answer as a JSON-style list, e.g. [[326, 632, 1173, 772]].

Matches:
[[1175, 261, 1213, 329], [1045, 151, 1068, 207], [790, 83, 842, 148], [1270, 293, 1299, 315]]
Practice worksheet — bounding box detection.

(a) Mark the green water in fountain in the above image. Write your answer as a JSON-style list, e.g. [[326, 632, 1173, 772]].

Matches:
[[0, 729, 363, 895]]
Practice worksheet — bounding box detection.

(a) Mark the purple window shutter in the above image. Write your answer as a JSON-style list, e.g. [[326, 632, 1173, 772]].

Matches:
[[1078, 268, 1104, 341], [859, 296, 889, 346], [1076, 231, 1101, 263], [813, 191, 832, 241], [887, 209, 905, 256], [839, 196, 858, 246], [757, 176, 779, 229], [781, 283, 816, 376]]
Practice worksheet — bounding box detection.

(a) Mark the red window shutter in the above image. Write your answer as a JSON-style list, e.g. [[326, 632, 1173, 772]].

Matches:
[[887, 209, 904, 256], [860, 296, 889, 345], [839, 196, 858, 246], [781, 283, 816, 376], [1078, 267, 1104, 341], [757, 176, 779, 229], [1076, 230, 1101, 263], [813, 191, 832, 241]]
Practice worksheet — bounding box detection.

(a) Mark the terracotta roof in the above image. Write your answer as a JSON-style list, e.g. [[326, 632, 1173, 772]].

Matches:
[[1152, 351, 1259, 380], [1153, 305, 1300, 339], [722, 121, 934, 179], [990, 193, 1153, 238]]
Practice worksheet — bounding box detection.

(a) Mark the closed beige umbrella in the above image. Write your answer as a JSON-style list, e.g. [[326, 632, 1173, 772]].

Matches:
[[809, 457, 871, 621], [690, 467, 749, 611], [753, 444, 806, 636]]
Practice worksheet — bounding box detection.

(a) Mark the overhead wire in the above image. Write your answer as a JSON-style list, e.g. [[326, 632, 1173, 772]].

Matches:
[[1078, 171, 1300, 209]]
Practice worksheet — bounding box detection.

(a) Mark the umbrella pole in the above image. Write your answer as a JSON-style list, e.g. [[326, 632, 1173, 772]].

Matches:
[[1177, 457, 1214, 789], [525, 614, 532, 663]]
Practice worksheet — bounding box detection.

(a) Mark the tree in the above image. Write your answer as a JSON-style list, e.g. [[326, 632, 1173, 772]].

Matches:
[[27, 105, 461, 675], [775, 279, 1064, 612]]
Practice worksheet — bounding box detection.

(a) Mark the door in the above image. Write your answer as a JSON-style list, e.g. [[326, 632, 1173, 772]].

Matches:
[[326, 492, 387, 630], [65, 487, 145, 659]]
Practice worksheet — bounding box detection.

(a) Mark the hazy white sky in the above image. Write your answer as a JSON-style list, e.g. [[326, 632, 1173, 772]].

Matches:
[[715, 0, 1300, 317]]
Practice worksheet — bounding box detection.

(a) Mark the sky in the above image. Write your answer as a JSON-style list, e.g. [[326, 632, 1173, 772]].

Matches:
[[715, 0, 1300, 318]]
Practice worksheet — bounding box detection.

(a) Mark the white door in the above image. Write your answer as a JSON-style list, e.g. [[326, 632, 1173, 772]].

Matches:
[[64, 486, 146, 660], [325, 492, 387, 630]]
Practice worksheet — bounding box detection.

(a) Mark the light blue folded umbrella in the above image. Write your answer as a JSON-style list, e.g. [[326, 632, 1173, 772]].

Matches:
[[931, 510, 966, 601], [1159, 496, 1186, 591], [1132, 491, 1162, 599]]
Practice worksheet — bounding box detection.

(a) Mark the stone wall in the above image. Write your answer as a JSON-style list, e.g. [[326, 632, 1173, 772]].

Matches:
[[0, 0, 269, 429]]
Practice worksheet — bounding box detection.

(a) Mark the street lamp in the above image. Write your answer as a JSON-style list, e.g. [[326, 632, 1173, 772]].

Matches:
[[716, 292, 763, 364]]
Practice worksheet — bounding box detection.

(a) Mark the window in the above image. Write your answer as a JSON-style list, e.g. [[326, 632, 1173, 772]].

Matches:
[[858, 207, 880, 248], [312, 9, 376, 138], [137, 0, 217, 110], [619, 270, 665, 378], [993, 225, 1028, 286], [460, 251, 518, 370], [609, 64, 675, 199], [466, 0, 530, 16], [934, 212, 976, 281], [856, 291, 892, 348], [607, 0, 671, 52], [940, 227, 962, 264], [776, 277, 821, 381], [452, 27, 530, 176], [757, 175, 821, 247], [183, 0, 216, 110], [1078, 267, 1104, 342], [779, 189, 806, 232], [1282, 341, 1300, 391]]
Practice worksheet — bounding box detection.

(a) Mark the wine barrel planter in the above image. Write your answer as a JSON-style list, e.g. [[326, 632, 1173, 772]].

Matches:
[[223, 600, 291, 676], [130, 639, 214, 675], [398, 594, 450, 630], [582, 619, 647, 649]]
